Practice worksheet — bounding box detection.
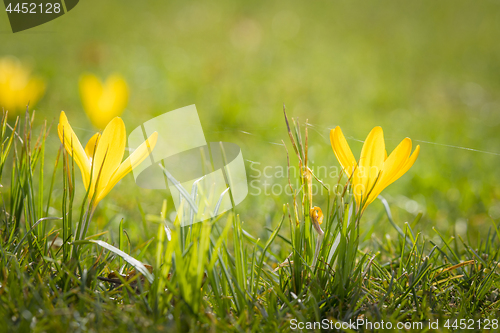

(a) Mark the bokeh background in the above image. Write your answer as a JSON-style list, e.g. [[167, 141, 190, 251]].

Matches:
[[2, 0, 500, 246]]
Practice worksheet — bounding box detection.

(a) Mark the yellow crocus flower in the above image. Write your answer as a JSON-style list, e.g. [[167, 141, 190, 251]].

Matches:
[[58, 111, 157, 209], [330, 126, 420, 211], [0, 57, 45, 113], [79, 73, 129, 129]]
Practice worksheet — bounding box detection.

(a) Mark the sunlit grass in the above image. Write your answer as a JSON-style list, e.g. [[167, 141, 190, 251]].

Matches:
[[2, 1, 500, 331], [0, 110, 499, 332]]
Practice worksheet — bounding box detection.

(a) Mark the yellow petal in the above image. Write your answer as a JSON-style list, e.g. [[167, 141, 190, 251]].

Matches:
[[381, 138, 412, 185], [57, 111, 91, 187], [85, 133, 101, 159], [363, 142, 420, 210], [364, 138, 412, 206], [91, 117, 126, 194], [388, 144, 420, 184], [79, 74, 104, 128], [97, 132, 158, 202], [106, 74, 128, 116], [95, 75, 128, 127], [355, 126, 385, 203], [310, 206, 324, 225], [79, 74, 128, 129], [359, 126, 385, 171], [0, 57, 45, 113], [330, 126, 357, 176]]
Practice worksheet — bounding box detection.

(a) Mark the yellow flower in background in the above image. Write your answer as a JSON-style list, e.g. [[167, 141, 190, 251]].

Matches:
[[79, 73, 129, 129], [58, 111, 157, 209], [330, 126, 420, 211], [0, 57, 45, 113]]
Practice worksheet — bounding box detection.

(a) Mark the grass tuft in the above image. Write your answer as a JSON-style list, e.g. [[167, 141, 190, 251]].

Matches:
[[0, 110, 499, 332]]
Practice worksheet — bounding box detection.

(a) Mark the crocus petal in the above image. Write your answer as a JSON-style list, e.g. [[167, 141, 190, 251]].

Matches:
[[85, 133, 101, 159], [95, 75, 128, 127], [79, 74, 128, 129], [330, 126, 357, 176], [380, 138, 412, 186], [91, 117, 126, 194], [359, 126, 385, 171], [97, 132, 158, 202], [0, 57, 45, 113], [364, 138, 412, 207], [106, 75, 128, 116], [331, 126, 420, 212], [387, 145, 420, 185], [57, 111, 91, 186], [355, 126, 385, 204], [79, 74, 103, 128]]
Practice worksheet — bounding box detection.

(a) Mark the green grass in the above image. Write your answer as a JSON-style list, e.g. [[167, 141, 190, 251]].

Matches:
[[3, 0, 500, 231], [1, 110, 500, 332], [2, 0, 500, 331]]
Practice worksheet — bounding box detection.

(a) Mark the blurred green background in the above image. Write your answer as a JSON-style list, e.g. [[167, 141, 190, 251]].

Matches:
[[2, 0, 500, 244]]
